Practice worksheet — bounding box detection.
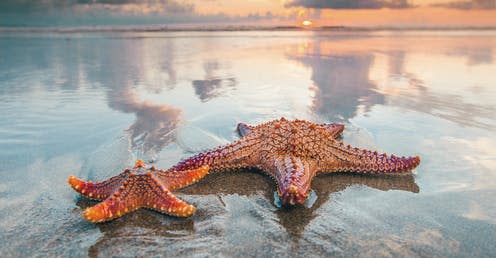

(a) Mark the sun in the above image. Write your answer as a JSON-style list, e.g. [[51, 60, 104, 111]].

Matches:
[[302, 20, 312, 26]]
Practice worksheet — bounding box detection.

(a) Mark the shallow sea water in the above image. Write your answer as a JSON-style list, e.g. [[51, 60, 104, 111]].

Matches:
[[0, 30, 495, 257]]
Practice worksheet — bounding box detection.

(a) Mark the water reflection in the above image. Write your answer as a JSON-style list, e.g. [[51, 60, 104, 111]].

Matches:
[[286, 41, 385, 121], [192, 60, 236, 102], [111, 89, 181, 157], [79, 38, 182, 158], [449, 46, 493, 66], [287, 38, 496, 129], [155, 39, 177, 92], [373, 48, 496, 130]]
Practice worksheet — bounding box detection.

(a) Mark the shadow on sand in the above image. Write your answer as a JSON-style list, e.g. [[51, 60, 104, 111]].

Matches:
[[77, 169, 418, 256]]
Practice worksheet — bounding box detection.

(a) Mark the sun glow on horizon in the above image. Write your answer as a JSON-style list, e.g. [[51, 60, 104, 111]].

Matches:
[[302, 20, 312, 26]]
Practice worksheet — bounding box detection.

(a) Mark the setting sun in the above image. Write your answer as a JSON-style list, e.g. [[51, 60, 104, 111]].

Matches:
[[302, 20, 312, 26]]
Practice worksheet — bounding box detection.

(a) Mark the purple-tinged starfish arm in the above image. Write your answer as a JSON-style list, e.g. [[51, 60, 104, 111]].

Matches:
[[319, 143, 420, 174]]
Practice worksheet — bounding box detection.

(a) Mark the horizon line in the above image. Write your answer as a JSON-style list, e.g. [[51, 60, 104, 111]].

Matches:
[[2, 24, 496, 33]]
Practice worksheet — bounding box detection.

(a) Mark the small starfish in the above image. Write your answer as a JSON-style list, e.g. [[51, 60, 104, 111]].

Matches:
[[169, 118, 420, 205], [68, 160, 208, 222]]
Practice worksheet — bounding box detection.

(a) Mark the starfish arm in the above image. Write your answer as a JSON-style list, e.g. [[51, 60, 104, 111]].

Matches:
[[82, 173, 195, 223], [262, 155, 318, 205], [155, 165, 209, 190], [144, 174, 197, 217], [68, 169, 131, 200], [319, 143, 421, 174], [170, 137, 258, 172]]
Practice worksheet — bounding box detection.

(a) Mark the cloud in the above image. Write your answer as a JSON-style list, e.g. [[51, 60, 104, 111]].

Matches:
[[285, 0, 414, 9], [0, 0, 194, 14], [0, 0, 291, 27], [431, 0, 496, 9], [78, 0, 194, 13], [0, 0, 198, 26]]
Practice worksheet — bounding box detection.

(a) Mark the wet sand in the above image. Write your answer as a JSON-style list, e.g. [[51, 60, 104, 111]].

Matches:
[[1, 30, 495, 257]]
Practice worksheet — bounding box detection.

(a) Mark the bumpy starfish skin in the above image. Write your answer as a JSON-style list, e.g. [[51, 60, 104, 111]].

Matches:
[[69, 160, 209, 222], [169, 118, 420, 205]]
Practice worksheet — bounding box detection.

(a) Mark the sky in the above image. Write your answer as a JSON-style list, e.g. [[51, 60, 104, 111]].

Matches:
[[0, 0, 495, 27]]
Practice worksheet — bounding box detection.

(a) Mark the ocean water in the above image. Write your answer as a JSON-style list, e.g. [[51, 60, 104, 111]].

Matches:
[[0, 30, 495, 257]]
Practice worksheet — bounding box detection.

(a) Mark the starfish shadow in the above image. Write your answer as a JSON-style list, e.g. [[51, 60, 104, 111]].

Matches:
[[276, 173, 419, 240], [76, 198, 195, 258], [182, 169, 419, 240], [76, 170, 418, 252]]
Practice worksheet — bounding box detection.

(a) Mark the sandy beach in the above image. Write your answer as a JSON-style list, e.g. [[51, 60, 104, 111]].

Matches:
[[1, 30, 495, 257]]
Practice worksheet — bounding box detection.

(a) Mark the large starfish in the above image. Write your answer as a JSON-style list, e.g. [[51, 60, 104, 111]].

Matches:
[[68, 160, 209, 222], [169, 118, 420, 205]]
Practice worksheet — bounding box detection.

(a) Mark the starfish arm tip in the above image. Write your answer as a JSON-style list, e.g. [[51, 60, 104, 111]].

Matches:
[[68, 175, 85, 191], [199, 165, 210, 176], [134, 159, 145, 168], [172, 204, 196, 217], [392, 155, 421, 173], [82, 205, 107, 223], [412, 155, 421, 168], [82, 201, 131, 223], [148, 187, 198, 217]]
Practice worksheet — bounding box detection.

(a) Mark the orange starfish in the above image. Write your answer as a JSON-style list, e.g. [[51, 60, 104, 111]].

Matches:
[[68, 160, 208, 222]]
